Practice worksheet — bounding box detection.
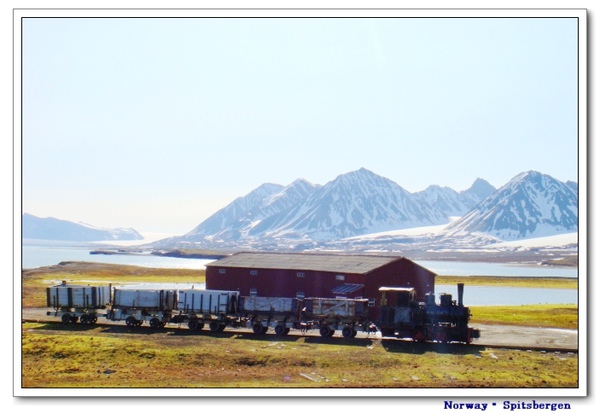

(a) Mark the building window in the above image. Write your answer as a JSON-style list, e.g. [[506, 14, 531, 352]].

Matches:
[[296, 292, 305, 299], [336, 274, 345, 281], [249, 288, 258, 296], [368, 298, 376, 307], [297, 272, 305, 278], [218, 269, 226, 274], [250, 270, 258, 276]]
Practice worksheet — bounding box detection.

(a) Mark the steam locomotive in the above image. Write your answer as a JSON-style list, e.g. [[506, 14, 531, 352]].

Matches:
[[46, 282, 480, 344]]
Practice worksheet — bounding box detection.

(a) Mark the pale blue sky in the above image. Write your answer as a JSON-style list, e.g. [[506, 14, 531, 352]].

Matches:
[[21, 16, 581, 234]]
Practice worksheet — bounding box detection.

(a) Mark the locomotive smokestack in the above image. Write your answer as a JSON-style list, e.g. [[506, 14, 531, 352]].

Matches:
[[457, 283, 464, 307]]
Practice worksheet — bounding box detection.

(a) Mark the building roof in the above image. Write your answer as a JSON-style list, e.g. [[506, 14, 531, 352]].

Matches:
[[206, 252, 417, 275]]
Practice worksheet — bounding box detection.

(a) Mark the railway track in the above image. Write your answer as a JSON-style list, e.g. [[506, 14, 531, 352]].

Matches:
[[20, 308, 578, 353]]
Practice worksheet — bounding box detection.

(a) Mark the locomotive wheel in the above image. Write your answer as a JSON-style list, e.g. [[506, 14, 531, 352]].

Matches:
[[252, 323, 264, 334], [413, 331, 425, 342], [381, 329, 395, 338], [275, 324, 287, 336], [209, 321, 221, 332], [342, 326, 354, 338], [61, 313, 71, 324], [319, 326, 332, 337]]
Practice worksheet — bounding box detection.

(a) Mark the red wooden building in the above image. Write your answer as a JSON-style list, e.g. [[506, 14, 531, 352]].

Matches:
[[205, 252, 436, 305]]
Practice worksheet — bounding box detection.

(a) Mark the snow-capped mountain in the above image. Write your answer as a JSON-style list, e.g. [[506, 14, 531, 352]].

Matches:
[[22, 213, 143, 242], [460, 178, 497, 207], [413, 178, 495, 217], [160, 168, 496, 248], [443, 171, 578, 241], [151, 168, 577, 250], [566, 180, 578, 195], [260, 168, 449, 240], [185, 179, 321, 241]]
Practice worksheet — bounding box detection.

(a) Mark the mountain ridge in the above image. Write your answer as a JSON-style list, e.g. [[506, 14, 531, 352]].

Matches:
[[155, 168, 576, 250], [23, 169, 577, 251], [22, 213, 143, 242]]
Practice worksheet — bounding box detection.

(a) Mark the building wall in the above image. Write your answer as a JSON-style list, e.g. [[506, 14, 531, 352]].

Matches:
[[206, 266, 365, 299], [363, 258, 435, 304]]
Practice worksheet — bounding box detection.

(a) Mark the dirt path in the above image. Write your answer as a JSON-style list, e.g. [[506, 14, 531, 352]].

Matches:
[[470, 323, 578, 351]]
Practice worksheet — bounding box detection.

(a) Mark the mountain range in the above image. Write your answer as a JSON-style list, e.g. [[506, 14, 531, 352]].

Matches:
[[22, 213, 143, 242], [22, 168, 578, 251], [153, 168, 577, 250]]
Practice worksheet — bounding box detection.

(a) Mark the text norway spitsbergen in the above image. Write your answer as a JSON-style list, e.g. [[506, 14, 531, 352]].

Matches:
[[444, 401, 572, 411]]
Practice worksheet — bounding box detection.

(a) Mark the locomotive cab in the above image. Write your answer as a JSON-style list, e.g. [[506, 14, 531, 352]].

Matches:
[[379, 286, 416, 307], [378, 287, 419, 338]]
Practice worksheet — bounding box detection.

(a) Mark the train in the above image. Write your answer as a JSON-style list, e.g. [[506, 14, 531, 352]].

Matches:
[[46, 281, 480, 344]]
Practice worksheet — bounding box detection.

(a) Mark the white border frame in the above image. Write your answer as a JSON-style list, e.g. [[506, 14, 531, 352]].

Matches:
[[12, 5, 588, 401]]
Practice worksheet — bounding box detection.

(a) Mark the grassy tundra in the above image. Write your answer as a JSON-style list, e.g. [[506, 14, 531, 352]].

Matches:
[[20, 262, 579, 389]]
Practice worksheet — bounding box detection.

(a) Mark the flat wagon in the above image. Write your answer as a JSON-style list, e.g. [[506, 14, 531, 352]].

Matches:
[[106, 286, 178, 328], [46, 281, 111, 324], [171, 288, 240, 332]]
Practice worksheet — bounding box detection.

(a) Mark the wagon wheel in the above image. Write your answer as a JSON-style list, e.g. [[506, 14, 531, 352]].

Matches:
[[150, 318, 161, 328], [80, 314, 89, 324], [89, 316, 98, 324], [61, 313, 71, 324], [262, 325, 269, 334], [319, 325, 331, 337], [125, 316, 137, 327], [351, 329, 358, 338], [209, 321, 221, 332], [188, 319, 200, 331], [275, 324, 287, 336], [342, 326, 354, 338], [252, 323, 264, 334], [70, 316, 79, 323]]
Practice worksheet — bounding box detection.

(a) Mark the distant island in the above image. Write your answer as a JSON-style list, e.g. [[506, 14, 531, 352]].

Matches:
[[89, 248, 228, 261]]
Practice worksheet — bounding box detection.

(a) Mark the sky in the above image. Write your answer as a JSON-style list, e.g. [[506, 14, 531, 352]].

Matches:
[[19, 12, 582, 235]]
